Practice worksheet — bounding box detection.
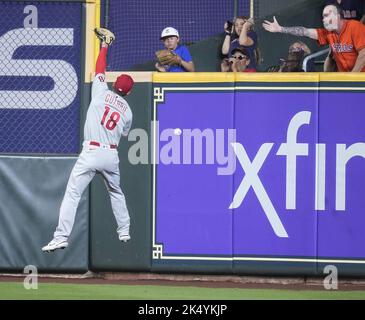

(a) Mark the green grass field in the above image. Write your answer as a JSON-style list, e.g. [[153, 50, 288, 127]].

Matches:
[[0, 282, 365, 300]]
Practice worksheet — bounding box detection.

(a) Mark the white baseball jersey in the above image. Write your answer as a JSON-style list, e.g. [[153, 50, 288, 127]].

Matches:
[[84, 73, 133, 145]]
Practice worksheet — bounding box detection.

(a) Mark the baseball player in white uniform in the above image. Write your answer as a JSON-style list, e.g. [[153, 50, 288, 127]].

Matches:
[[42, 29, 134, 252]]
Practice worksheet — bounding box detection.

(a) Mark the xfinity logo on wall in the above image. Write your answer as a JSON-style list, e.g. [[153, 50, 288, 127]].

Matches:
[[0, 5, 78, 109], [129, 109, 364, 239], [230, 111, 365, 238]]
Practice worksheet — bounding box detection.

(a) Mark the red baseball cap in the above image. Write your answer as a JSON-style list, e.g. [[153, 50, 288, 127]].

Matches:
[[114, 74, 134, 95]]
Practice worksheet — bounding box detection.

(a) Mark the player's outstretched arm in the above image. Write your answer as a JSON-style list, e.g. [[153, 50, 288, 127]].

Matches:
[[94, 28, 115, 75], [262, 16, 318, 40], [92, 27, 115, 98], [95, 42, 108, 75]]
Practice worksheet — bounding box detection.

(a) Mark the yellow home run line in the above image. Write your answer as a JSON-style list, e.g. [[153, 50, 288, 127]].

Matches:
[[153, 72, 365, 83], [90, 72, 365, 84]]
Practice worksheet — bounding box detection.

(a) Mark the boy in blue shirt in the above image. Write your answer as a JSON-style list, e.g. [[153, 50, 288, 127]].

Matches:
[[155, 27, 195, 72]]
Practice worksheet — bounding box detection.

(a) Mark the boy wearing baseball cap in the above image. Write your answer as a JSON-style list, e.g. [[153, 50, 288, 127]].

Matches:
[[155, 27, 195, 72]]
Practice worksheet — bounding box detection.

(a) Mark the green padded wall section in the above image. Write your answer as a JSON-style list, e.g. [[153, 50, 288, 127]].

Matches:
[[0, 157, 89, 272]]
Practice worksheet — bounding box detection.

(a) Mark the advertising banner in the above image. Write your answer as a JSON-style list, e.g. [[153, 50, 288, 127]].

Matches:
[[0, 2, 82, 153], [152, 74, 365, 274]]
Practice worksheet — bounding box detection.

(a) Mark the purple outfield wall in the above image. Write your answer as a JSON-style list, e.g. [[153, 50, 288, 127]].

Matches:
[[151, 73, 365, 276]]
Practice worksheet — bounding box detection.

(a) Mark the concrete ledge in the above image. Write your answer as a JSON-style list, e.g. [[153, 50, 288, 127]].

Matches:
[[99, 272, 306, 285], [2, 271, 365, 289]]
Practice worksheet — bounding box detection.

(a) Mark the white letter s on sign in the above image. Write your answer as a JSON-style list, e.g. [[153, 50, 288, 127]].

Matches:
[[0, 28, 78, 109]]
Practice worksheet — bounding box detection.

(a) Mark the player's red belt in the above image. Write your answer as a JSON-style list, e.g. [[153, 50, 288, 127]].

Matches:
[[89, 141, 117, 149]]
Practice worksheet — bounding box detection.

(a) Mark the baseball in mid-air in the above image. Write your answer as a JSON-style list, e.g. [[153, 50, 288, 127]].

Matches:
[[174, 128, 182, 136]]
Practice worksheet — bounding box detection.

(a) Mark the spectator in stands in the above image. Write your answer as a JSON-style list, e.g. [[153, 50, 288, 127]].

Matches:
[[279, 51, 305, 72], [155, 27, 195, 72], [221, 16, 259, 72], [324, 0, 365, 71], [326, 0, 365, 23], [229, 46, 256, 72], [288, 41, 315, 71], [262, 4, 365, 72], [221, 20, 238, 71], [289, 41, 311, 55], [266, 41, 314, 72]]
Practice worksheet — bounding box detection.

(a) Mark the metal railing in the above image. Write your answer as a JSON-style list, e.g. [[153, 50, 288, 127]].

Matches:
[[302, 47, 330, 72]]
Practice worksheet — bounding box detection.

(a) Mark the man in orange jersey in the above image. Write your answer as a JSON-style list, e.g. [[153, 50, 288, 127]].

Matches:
[[262, 4, 365, 72]]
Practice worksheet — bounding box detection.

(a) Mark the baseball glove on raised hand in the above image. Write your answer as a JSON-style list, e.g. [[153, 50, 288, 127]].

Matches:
[[94, 27, 115, 45], [155, 49, 182, 66]]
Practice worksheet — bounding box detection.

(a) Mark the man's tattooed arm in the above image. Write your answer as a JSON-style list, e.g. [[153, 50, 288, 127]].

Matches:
[[262, 17, 319, 40], [281, 26, 318, 40], [281, 26, 309, 37]]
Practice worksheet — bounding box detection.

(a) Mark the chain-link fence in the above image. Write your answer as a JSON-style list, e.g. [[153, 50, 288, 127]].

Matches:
[[102, 0, 315, 71], [257, 0, 311, 18], [0, 1, 82, 154], [104, 0, 250, 71]]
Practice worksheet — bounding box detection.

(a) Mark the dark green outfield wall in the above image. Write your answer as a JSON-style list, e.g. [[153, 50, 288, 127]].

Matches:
[[0, 157, 89, 272]]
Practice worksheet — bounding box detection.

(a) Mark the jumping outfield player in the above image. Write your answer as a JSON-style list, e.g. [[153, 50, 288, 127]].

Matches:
[[42, 28, 134, 252]]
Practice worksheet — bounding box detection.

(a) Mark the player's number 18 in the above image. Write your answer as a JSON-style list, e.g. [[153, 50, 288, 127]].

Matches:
[[101, 106, 121, 130]]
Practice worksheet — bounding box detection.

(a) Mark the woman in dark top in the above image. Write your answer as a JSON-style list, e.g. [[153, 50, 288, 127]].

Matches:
[[221, 16, 259, 71]]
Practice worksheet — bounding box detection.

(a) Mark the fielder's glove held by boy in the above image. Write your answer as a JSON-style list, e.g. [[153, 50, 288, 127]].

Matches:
[[94, 27, 115, 45], [155, 49, 182, 66]]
